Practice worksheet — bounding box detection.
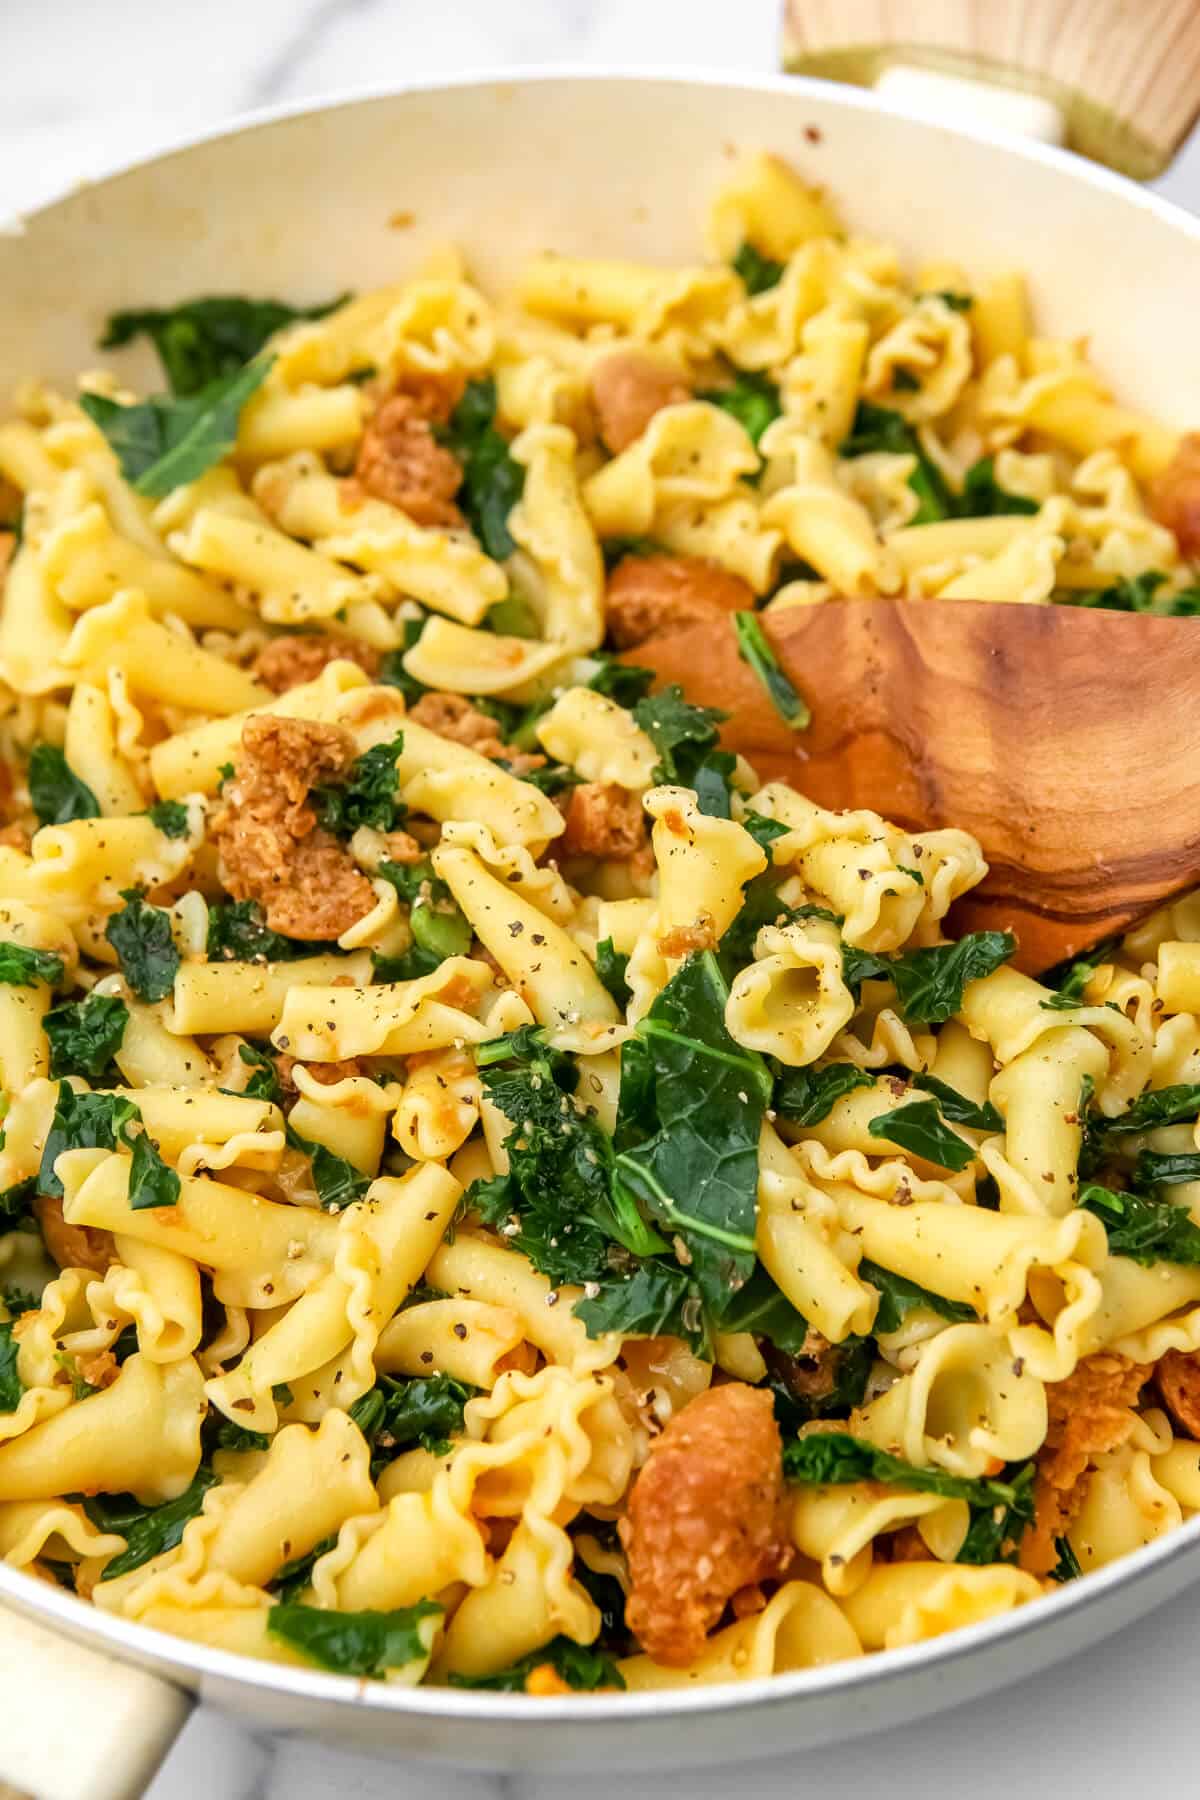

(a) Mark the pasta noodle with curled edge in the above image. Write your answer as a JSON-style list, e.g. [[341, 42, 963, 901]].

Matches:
[[724, 917, 855, 1067], [838, 1563, 1042, 1651], [619, 1580, 863, 1689]]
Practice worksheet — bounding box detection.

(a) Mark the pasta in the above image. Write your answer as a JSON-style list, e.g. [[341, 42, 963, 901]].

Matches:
[[0, 146, 1197, 1700]]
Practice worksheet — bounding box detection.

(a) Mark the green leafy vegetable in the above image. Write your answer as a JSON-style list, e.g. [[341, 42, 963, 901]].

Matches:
[[146, 799, 191, 839], [1, 1286, 37, 1319], [312, 735, 405, 836], [1133, 1150, 1200, 1188], [0, 1324, 22, 1412], [691, 749, 738, 819], [205, 1413, 271, 1455], [267, 1599, 442, 1678], [1062, 570, 1200, 615], [765, 1335, 875, 1434], [101, 293, 348, 395], [887, 931, 1015, 1025], [80, 357, 272, 498], [741, 811, 789, 852], [0, 942, 64, 989], [1039, 935, 1121, 1010], [85, 1469, 218, 1579], [612, 953, 771, 1313], [1080, 1182, 1200, 1265], [957, 457, 1038, 517], [349, 1371, 475, 1461], [774, 1061, 875, 1127], [449, 1636, 624, 1692], [926, 290, 973, 312], [105, 890, 181, 1002], [1050, 1537, 1083, 1583], [840, 402, 953, 524], [127, 1129, 181, 1210], [858, 1258, 976, 1334], [484, 592, 541, 639], [38, 1083, 139, 1199], [632, 686, 729, 787], [284, 1125, 371, 1212], [594, 938, 631, 1010], [269, 1534, 337, 1604], [716, 1265, 811, 1353], [27, 745, 101, 826], [909, 1073, 1002, 1131], [495, 758, 582, 797], [584, 654, 655, 710], [206, 900, 333, 963], [732, 242, 784, 295], [575, 1261, 702, 1346], [1101, 1083, 1200, 1138], [783, 1431, 1036, 1560], [232, 1042, 285, 1106], [868, 1097, 976, 1171], [698, 370, 781, 447], [472, 1026, 661, 1286], [840, 404, 1034, 525], [43, 993, 129, 1079], [732, 611, 810, 728], [435, 376, 525, 559], [0, 1181, 36, 1228]]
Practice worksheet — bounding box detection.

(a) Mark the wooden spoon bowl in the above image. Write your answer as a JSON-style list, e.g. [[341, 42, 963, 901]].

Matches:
[[628, 599, 1200, 973]]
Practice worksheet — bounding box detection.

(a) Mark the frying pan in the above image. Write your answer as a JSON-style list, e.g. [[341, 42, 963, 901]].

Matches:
[[4, 58, 1200, 1800]]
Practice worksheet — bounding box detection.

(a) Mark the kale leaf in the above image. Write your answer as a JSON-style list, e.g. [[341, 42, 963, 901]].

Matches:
[[840, 404, 1034, 525], [267, 1599, 442, 1678], [887, 931, 1015, 1025], [101, 293, 348, 395], [909, 1073, 1002, 1131], [448, 1635, 624, 1692], [868, 1097, 976, 1172], [733, 611, 810, 728], [38, 1083, 139, 1199], [1079, 1182, 1200, 1265], [28, 744, 101, 826], [1101, 1083, 1200, 1138], [127, 1129, 181, 1211], [632, 685, 729, 787], [146, 799, 191, 839], [594, 937, 632, 1010], [584, 654, 655, 710], [206, 900, 333, 963], [1133, 1150, 1200, 1189], [858, 1258, 976, 1334], [80, 357, 271, 498], [312, 735, 405, 836], [105, 890, 181, 1002], [284, 1124, 371, 1212], [732, 242, 784, 295], [698, 370, 781, 447], [611, 952, 771, 1314], [85, 1469, 218, 1579], [956, 457, 1038, 517], [43, 993, 129, 1079], [773, 1061, 875, 1127], [435, 376, 525, 560], [0, 942, 64, 989], [0, 1323, 22, 1412], [349, 1371, 475, 1462]]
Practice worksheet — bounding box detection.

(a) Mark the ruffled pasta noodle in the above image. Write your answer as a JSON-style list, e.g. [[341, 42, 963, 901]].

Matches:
[[0, 145, 1197, 1695]]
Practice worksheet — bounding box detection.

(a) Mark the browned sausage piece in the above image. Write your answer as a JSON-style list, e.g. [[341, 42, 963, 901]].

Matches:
[[211, 715, 376, 941], [606, 555, 755, 650], [353, 391, 464, 528], [1020, 1352, 1148, 1575], [590, 351, 691, 454], [561, 782, 646, 860], [252, 634, 380, 694], [1148, 433, 1200, 559], [34, 1196, 115, 1277], [620, 1382, 792, 1667], [1154, 1348, 1200, 1439]]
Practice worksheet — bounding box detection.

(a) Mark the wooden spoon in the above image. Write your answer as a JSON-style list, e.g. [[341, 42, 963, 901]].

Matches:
[[627, 599, 1200, 974]]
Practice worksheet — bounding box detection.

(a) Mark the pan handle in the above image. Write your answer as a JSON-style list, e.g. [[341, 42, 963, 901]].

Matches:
[[781, 0, 1200, 180], [0, 1606, 190, 1800]]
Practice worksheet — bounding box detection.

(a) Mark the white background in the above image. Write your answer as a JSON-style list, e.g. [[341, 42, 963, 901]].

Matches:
[[4, 2, 1200, 1793]]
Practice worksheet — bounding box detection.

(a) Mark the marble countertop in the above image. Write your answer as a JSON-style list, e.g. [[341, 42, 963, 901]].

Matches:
[[5, 2, 1200, 1795]]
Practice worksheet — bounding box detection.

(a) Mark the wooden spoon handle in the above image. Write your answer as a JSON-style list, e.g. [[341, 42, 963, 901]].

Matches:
[[627, 599, 1200, 973], [781, 0, 1200, 180]]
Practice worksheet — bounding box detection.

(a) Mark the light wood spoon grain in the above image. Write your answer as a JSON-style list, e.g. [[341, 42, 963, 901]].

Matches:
[[627, 599, 1200, 974]]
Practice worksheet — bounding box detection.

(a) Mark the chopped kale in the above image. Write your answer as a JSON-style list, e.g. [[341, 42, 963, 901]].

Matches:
[[732, 611, 810, 728], [80, 357, 272, 498], [100, 293, 348, 395], [27, 745, 101, 826], [267, 1599, 442, 1678], [104, 890, 181, 1002], [43, 993, 129, 1080]]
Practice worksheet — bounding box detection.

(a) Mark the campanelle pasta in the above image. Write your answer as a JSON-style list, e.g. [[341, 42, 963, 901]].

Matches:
[[0, 148, 1198, 1698]]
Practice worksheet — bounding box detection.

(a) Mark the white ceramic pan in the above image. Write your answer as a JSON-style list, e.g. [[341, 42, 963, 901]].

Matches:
[[4, 65, 1200, 1800]]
